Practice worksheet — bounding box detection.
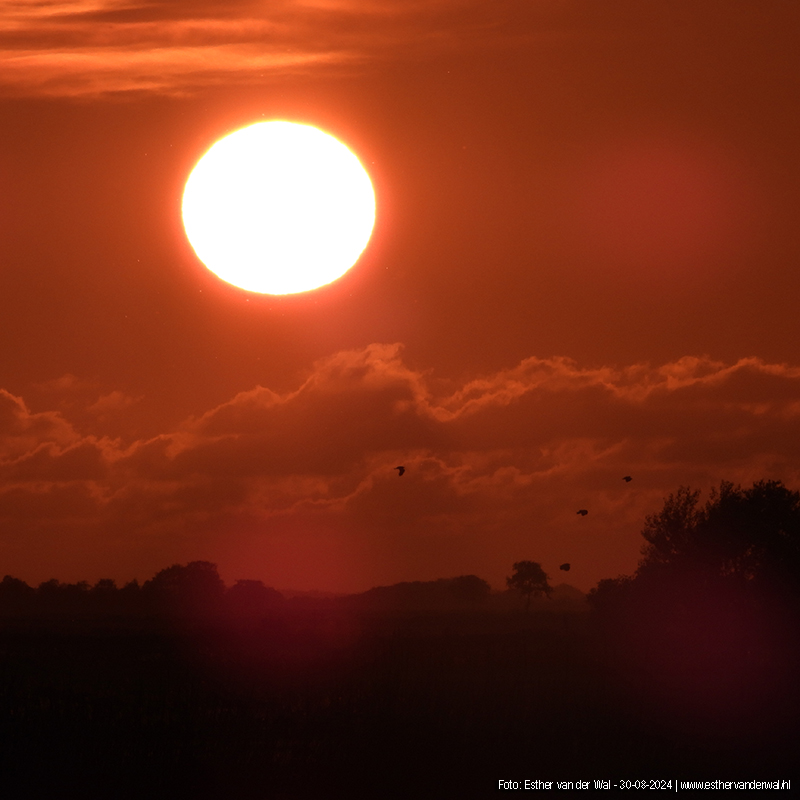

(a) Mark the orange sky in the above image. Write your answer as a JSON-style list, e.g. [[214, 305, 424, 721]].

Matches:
[[1, 1, 800, 593]]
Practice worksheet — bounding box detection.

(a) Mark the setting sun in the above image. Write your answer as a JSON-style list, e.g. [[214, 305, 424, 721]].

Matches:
[[182, 121, 376, 294]]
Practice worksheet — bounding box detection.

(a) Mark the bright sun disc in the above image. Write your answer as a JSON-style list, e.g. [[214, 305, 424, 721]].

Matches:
[[182, 121, 376, 294]]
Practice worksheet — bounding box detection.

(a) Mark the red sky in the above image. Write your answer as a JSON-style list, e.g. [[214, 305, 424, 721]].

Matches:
[[1, 1, 799, 593]]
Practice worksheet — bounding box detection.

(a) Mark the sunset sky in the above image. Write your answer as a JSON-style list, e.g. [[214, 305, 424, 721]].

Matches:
[[1, 1, 800, 593]]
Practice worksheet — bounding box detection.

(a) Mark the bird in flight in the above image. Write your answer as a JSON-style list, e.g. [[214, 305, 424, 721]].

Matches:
[[576, 509, 588, 516], [623, 475, 632, 482], [559, 563, 571, 571], [395, 466, 405, 477]]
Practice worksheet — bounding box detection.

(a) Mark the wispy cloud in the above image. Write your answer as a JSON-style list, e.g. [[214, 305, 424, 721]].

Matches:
[[2, 346, 800, 589], [0, 0, 518, 96]]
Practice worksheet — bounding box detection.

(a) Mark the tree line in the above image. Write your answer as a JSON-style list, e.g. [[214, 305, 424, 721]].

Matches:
[[0, 562, 284, 619], [2, 479, 799, 621], [0, 563, 497, 619]]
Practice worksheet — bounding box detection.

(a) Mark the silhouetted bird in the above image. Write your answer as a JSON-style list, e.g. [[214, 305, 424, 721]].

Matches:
[[577, 509, 588, 516], [623, 475, 632, 482], [560, 563, 571, 571], [395, 466, 405, 477]]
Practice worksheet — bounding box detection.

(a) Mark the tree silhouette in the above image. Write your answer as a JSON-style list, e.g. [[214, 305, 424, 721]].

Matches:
[[447, 574, 491, 604], [587, 480, 800, 731], [506, 561, 552, 611], [144, 561, 226, 619], [0, 575, 35, 613], [225, 579, 284, 618], [35, 578, 91, 614], [355, 575, 492, 611], [636, 480, 800, 598], [590, 480, 800, 610]]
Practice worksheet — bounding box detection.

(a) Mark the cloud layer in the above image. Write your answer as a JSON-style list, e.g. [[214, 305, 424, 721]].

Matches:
[[0, 0, 519, 96], [2, 345, 800, 591]]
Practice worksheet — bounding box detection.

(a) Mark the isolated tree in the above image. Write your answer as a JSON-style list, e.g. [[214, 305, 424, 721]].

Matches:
[[506, 561, 552, 611]]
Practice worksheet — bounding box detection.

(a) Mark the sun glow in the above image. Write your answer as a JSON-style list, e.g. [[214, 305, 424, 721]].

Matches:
[[182, 121, 376, 294]]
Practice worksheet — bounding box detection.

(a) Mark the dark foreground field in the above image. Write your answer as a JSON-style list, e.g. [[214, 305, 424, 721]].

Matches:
[[0, 605, 797, 798]]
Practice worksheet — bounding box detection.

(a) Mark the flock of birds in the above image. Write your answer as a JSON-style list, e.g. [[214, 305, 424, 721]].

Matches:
[[393, 466, 634, 578]]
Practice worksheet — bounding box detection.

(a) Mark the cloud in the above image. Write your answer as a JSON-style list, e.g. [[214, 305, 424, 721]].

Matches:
[[0, 0, 528, 96], [0, 389, 80, 458], [88, 390, 140, 415], [3, 346, 800, 590]]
